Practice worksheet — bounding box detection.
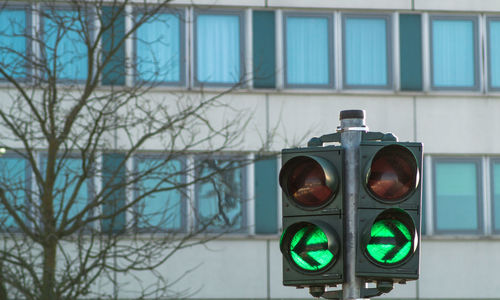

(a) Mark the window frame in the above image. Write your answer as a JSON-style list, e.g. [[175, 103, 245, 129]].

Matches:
[[193, 9, 245, 88], [282, 11, 334, 89], [0, 3, 32, 83], [132, 154, 187, 233], [429, 14, 480, 91], [431, 157, 483, 235], [341, 13, 393, 90], [132, 7, 185, 87], [194, 155, 248, 234], [40, 4, 94, 83]]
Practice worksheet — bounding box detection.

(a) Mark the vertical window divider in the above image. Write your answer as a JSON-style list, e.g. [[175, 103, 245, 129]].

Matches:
[[393, 11, 401, 91], [185, 155, 195, 233], [247, 153, 255, 235], [479, 13, 488, 94], [187, 7, 194, 90], [124, 4, 133, 87], [94, 152, 103, 232], [277, 154, 283, 232], [334, 10, 342, 92], [275, 9, 284, 90], [32, 3, 40, 82], [245, 8, 253, 89], [483, 156, 492, 235], [421, 12, 431, 92], [124, 154, 133, 232], [424, 155, 434, 236]]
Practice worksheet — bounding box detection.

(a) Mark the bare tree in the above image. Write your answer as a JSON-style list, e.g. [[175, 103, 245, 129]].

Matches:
[[0, 1, 266, 299]]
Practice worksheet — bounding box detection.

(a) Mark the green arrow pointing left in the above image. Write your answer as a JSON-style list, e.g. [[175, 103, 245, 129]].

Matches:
[[289, 225, 334, 271]]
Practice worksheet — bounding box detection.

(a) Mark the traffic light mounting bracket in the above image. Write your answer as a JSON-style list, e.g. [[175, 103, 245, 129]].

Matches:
[[308, 131, 398, 147], [319, 281, 394, 300]]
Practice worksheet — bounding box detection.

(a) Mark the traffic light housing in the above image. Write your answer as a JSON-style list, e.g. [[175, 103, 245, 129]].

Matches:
[[356, 141, 423, 282], [279, 146, 343, 287]]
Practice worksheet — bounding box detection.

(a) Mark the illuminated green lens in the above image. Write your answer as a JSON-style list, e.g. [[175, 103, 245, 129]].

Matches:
[[289, 225, 334, 271], [366, 219, 412, 265]]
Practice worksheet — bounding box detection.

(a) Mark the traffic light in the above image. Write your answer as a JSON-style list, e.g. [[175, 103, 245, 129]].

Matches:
[[356, 141, 423, 282], [279, 146, 343, 288]]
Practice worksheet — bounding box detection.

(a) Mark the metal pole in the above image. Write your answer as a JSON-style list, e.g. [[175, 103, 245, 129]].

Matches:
[[339, 110, 368, 300]]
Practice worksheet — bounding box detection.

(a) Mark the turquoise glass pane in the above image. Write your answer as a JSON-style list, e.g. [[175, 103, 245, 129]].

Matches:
[[286, 16, 329, 85], [435, 161, 478, 231], [399, 14, 423, 91], [489, 21, 500, 88], [493, 162, 500, 231], [42, 157, 89, 226], [345, 17, 388, 86], [196, 14, 240, 84], [102, 7, 125, 85], [432, 19, 475, 88], [252, 11, 275, 88], [197, 160, 243, 231], [136, 158, 183, 230], [44, 10, 88, 81], [0, 157, 28, 230], [0, 9, 27, 79], [254, 157, 278, 234], [136, 13, 181, 83], [102, 153, 126, 232]]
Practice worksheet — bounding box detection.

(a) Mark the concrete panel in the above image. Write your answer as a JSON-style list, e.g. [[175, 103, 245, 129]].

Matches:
[[415, 0, 500, 12], [118, 239, 269, 299], [415, 96, 500, 154], [171, 0, 265, 7], [268, 94, 416, 151], [419, 239, 500, 298], [268, 0, 411, 10]]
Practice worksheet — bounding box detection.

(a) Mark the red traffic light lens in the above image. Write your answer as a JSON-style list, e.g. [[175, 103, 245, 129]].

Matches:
[[280, 156, 337, 208], [367, 145, 419, 201]]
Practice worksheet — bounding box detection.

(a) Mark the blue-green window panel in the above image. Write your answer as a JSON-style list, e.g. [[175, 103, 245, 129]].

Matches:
[[42, 7, 89, 82], [102, 153, 126, 233], [254, 156, 278, 234], [430, 15, 479, 90], [252, 10, 275, 89], [0, 5, 30, 81], [284, 13, 333, 88], [195, 158, 246, 233], [0, 155, 30, 231], [342, 14, 392, 89], [399, 14, 423, 91], [134, 156, 186, 232], [487, 18, 500, 90], [102, 6, 125, 86], [134, 10, 185, 85], [432, 158, 482, 234], [41, 155, 93, 227], [491, 159, 500, 233], [194, 10, 244, 86]]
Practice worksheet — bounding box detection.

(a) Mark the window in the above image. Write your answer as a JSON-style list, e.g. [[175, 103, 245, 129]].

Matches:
[[195, 158, 246, 232], [284, 13, 333, 88], [0, 5, 29, 81], [342, 14, 392, 89], [487, 17, 500, 91], [134, 10, 184, 85], [432, 158, 482, 234], [134, 156, 185, 231], [41, 155, 93, 227], [491, 159, 500, 233], [102, 6, 125, 86], [102, 153, 126, 232], [194, 10, 244, 86], [42, 7, 89, 81], [252, 10, 275, 89], [430, 16, 479, 90], [0, 155, 30, 231]]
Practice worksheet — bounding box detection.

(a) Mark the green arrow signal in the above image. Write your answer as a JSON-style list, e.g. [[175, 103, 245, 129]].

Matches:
[[289, 225, 334, 271], [366, 219, 412, 265]]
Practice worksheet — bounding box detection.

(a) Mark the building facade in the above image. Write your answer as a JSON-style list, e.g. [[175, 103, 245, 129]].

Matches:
[[1, 0, 500, 299]]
